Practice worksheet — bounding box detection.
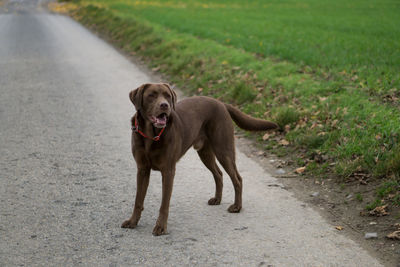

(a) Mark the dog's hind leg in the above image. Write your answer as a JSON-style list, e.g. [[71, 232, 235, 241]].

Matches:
[[197, 143, 223, 205], [215, 152, 243, 213], [207, 111, 242, 213]]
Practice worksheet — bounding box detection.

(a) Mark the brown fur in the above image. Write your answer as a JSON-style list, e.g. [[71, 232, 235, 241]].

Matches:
[[121, 83, 278, 235]]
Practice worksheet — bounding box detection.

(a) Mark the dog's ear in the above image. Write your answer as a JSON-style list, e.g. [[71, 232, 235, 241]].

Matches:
[[129, 83, 149, 111], [163, 83, 177, 110]]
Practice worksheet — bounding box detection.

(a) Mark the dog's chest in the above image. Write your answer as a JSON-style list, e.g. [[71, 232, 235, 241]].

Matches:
[[147, 154, 163, 171], [142, 143, 166, 171]]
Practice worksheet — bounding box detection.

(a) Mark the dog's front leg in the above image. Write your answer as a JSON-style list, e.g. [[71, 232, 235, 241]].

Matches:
[[121, 167, 150, 229], [152, 168, 175, 236]]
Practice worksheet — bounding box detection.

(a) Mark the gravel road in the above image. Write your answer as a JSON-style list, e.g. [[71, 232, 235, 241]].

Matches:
[[0, 1, 384, 266]]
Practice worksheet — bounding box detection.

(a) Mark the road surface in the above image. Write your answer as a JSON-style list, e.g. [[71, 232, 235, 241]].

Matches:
[[0, 1, 383, 266]]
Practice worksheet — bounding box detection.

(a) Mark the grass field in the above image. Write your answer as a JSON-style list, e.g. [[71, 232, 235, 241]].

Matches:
[[62, 0, 400, 207], [93, 0, 400, 96]]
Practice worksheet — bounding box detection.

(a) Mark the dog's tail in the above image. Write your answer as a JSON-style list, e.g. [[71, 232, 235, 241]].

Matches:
[[224, 104, 278, 131]]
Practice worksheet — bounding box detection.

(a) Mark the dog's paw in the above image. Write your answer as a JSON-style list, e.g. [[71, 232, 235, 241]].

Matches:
[[227, 204, 241, 213], [208, 197, 221, 205], [152, 224, 168, 236], [121, 219, 137, 229]]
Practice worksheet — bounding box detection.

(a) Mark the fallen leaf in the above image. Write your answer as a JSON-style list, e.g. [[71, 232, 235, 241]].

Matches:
[[295, 166, 306, 174], [369, 205, 389, 217], [310, 122, 318, 129], [279, 139, 290, 146], [351, 171, 370, 185], [386, 231, 400, 240], [262, 133, 270, 141], [335, 226, 344, 231], [297, 119, 307, 128]]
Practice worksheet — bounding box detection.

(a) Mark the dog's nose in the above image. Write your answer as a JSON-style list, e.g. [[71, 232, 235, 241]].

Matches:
[[160, 102, 169, 110]]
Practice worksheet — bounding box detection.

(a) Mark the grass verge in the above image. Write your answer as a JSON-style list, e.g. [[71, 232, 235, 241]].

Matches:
[[55, 0, 400, 208]]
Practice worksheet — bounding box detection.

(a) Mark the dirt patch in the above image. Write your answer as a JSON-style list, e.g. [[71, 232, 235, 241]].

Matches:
[[235, 133, 400, 267]]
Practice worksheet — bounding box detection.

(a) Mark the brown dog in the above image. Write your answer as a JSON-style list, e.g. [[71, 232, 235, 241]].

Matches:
[[121, 83, 278, 235]]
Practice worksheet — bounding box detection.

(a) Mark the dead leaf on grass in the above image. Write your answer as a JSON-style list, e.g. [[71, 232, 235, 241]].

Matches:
[[310, 122, 318, 129], [279, 139, 290, 146], [331, 119, 339, 127], [262, 133, 270, 141], [350, 172, 370, 185], [295, 167, 306, 174], [383, 93, 399, 103], [369, 205, 389, 217]]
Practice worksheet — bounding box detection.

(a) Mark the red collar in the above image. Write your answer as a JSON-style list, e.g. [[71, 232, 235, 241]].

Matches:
[[132, 115, 165, 141]]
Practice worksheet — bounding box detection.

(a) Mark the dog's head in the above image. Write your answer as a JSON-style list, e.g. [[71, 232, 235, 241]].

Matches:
[[129, 83, 177, 128]]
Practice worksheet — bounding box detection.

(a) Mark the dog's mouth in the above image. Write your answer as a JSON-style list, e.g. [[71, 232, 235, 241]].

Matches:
[[150, 113, 168, 128]]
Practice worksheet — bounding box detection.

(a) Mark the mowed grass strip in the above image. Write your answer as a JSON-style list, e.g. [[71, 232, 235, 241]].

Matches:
[[67, 1, 399, 188]]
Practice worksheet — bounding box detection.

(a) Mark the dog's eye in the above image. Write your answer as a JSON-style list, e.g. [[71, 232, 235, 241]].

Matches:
[[163, 93, 171, 99]]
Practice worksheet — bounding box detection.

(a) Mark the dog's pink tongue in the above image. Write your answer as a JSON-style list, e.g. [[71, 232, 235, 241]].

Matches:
[[156, 115, 167, 126]]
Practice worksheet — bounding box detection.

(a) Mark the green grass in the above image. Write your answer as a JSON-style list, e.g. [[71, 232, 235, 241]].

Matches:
[[65, 0, 400, 184], [365, 198, 382, 211], [89, 0, 400, 97]]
